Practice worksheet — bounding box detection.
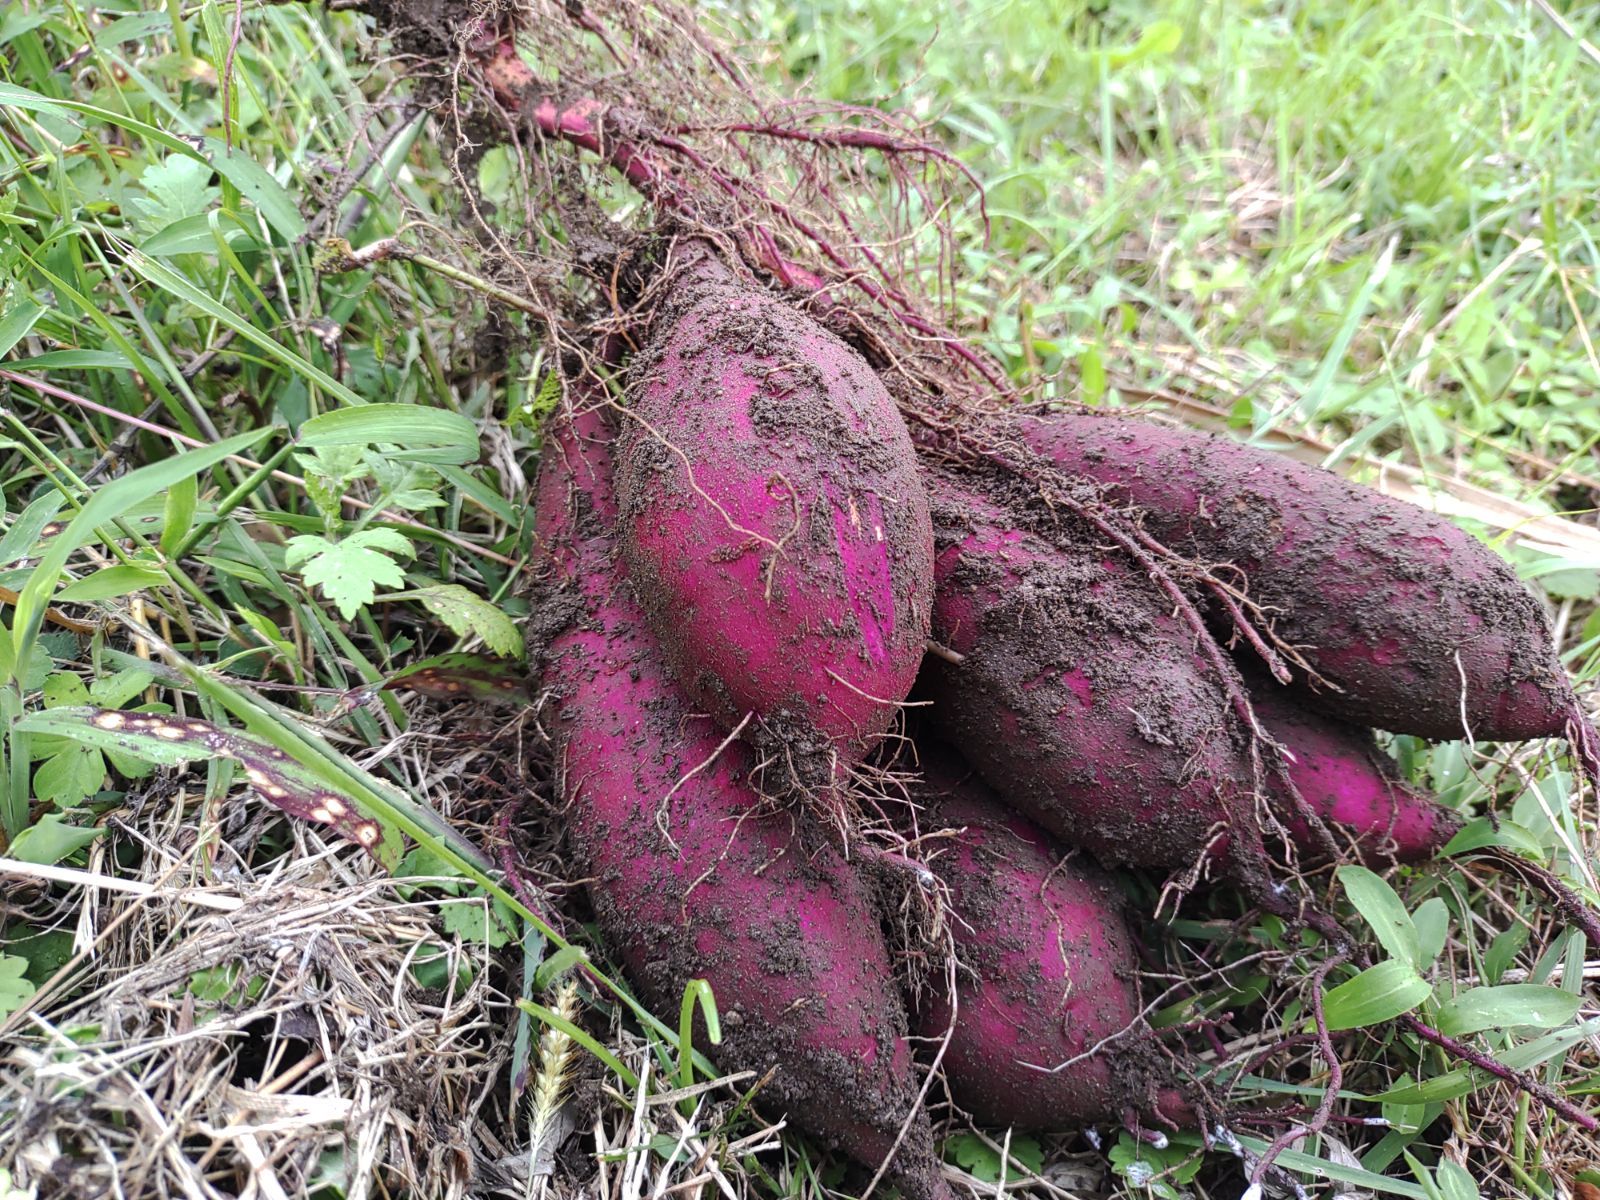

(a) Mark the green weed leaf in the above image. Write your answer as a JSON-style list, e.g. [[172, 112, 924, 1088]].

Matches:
[[55, 564, 168, 604], [1435, 1161, 1482, 1200], [0, 956, 37, 1018], [383, 652, 529, 705], [1321, 960, 1432, 1031], [8, 812, 105, 864], [440, 895, 516, 948], [128, 155, 220, 234], [16, 707, 395, 861], [286, 530, 413, 619], [1338, 865, 1420, 968], [388, 583, 521, 658], [0, 83, 305, 239], [32, 743, 105, 807], [1411, 898, 1450, 969], [299, 404, 480, 466], [0, 298, 44, 358], [10, 428, 272, 667], [1443, 816, 1546, 858], [1106, 20, 1182, 68], [1435, 984, 1582, 1037]]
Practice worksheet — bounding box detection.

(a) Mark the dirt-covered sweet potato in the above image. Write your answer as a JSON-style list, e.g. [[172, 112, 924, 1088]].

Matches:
[[1011, 411, 1573, 742], [921, 472, 1270, 885], [908, 745, 1195, 1132], [616, 259, 934, 786], [1248, 679, 1462, 865], [533, 399, 948, 1200]]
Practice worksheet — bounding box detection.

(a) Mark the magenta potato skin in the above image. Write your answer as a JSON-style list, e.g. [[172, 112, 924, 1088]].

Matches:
[[1013, 411, 1571, 742], [532, 404, 948, 1200], [1249, 681, 1462, 865], [909, 748, 1195, 1131], [922, 473, 1267, 879], [616, 273, 934, 780]]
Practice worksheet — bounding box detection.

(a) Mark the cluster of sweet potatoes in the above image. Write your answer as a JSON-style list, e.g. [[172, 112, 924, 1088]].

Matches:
[[529, 246, 1584, 1197]]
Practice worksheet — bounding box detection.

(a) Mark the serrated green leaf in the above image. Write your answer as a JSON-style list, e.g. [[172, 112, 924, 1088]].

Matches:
[[944, 1133, 1003, 1183], [350, 527, 415, 557], [1338, 865, 1420, 968], [388, 583, 521, 658], [286, 531, 411, 619], [33, 743, 106, 807], [0, 641, 52, 693], [397, 844, 465, 890], [1322, 960, 1432, 1031], [440, 894, 516, 948], [1435, 984, 1581, 1037], [128, 155, 220, 235], [42, 673, 90, 708]]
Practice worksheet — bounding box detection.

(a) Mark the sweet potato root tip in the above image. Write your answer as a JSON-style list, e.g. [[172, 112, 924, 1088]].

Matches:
[[1247, 679, 1463, 865]]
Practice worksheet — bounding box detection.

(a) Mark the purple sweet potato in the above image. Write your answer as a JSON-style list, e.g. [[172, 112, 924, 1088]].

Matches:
[[1011, 411, 1572, 742], [533, 401, 948, 1200], [616, 261, 934, 785], [921, 472, 1269, 883], [1248, 679, 1462, 865], [908, 746, 1196, 1132]]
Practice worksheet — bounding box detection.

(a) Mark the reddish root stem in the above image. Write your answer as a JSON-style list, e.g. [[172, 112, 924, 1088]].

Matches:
[[495, 798, 566, 936], [1481, 847, 1600, 950], [471, 33, 1006, 393], [1399, 1011, 1597, 1131], [1248, 952, 1347, 1188]]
